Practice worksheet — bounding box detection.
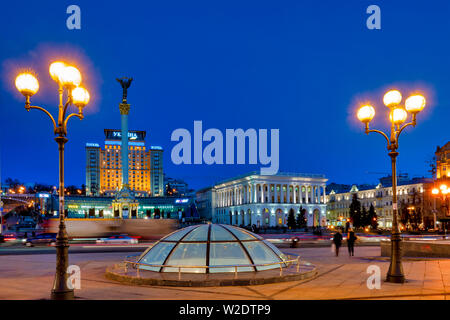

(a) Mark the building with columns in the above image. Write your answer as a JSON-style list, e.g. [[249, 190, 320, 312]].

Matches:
[[326, 177, 433, 229], [197, 171, 328, 227]]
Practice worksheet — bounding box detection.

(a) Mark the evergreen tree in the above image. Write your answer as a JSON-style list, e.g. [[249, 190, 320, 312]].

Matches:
[[361, 206, 368, 228], [287, 210, 296, 229], [368, 204, 378, 230], [296, 207, 307, 229], [349, 193, 362, 228]]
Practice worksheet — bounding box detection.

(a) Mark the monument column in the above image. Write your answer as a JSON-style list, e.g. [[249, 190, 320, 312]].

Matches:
[[117, 77, 133, 189]]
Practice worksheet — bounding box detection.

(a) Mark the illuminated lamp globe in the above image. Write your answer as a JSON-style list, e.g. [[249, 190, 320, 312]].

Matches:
[[389, 107, 408, 125], [15, 73, 39, 97], [383, 90, 402, 107], [440, 184, 448, 192], [357, 105, 375, 123], [72, 87, 90, 107], [49, 61, 67, 82], [432, 188, 439, 195], [405, 95, 426, 114], [58, 66, 82, 88]]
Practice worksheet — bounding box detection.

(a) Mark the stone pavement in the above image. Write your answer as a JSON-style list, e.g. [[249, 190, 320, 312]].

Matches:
[[0, 246, 449, 300]]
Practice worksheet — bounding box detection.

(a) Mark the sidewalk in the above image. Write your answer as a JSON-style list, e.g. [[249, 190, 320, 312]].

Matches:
[[0, 247, 449, 300]]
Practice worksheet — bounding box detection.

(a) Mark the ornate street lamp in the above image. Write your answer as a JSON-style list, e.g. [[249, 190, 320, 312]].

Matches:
[[356, 89, 426, 283], [15, 62, 90, 299]]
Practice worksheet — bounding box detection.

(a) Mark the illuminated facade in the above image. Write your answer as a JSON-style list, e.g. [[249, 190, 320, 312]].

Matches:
[[436, 141, 450, 180], [326, 179, 431, 229], [206, 172, 327, 228], [85, 129, 164, 196]]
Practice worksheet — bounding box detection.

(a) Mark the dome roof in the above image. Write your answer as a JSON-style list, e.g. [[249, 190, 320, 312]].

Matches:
[[137, 224, 287, 273]]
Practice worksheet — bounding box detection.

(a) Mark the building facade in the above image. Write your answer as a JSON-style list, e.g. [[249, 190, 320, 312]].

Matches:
[[85, 129, 164, 197], [85, 143, 101, 196], [326, 178, 432, 229], [199, 172, 328, 228], [150, 146, 164, 196], [436, 142, 450, 181]]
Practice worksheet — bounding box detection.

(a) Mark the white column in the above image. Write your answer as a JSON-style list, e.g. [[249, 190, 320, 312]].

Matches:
[[293, 185, 297, 204], [253, 184, 257, 203], [299, 186, 303, 204], [305, 186, 309, 203], [311, 186, 314, 204], [287, 185, 291, 204], [261, 184, 265, 203], [281, 185, 284, 203]]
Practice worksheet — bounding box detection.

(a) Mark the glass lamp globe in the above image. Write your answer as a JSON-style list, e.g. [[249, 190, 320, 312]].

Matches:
[[405, 95, 426, 114], [72, 87, 90, 107], [15, 73, 39, 97], [389, 107, 408, 125], [383, 90, 402, 107], [49, 61, 67, 82], [58, 66, 82, 88], [357, 105, 375, 123]]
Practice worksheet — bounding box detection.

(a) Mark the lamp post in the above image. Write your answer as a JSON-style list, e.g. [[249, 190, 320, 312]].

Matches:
[[432, 184, 449, 237], [356, 89, 426, 283], [15, 62, 90, 300]]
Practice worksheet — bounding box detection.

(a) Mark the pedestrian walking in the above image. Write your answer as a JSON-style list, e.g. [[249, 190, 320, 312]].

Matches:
[[332, 231, 343, 257], [347, 229, 357, 257]]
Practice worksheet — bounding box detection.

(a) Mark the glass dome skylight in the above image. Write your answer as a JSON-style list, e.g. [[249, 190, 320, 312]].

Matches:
[[137, 224, 287, 273]]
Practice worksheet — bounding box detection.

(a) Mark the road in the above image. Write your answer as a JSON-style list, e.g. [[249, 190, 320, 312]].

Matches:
[[1, 245, 450, 300]]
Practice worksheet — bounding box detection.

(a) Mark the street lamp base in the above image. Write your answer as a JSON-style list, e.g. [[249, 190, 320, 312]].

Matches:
[[51, 289, 75, 300], [386, 274, 405, 284]]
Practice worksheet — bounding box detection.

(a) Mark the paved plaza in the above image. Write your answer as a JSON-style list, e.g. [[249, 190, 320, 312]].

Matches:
[[1, 246, 450, 300]]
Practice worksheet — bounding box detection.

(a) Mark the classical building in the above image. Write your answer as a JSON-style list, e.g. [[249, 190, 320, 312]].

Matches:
[[85, 129, 164, 197], [436, 141, 450, 181], [326, 176, 433, 229], [197, 171, 328, 228]]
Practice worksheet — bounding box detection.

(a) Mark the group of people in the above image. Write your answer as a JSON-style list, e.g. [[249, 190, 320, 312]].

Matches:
[[332, 229, 357, 257]]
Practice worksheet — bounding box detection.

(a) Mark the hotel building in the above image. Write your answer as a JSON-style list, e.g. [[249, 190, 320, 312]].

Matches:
[[197, 171, 328, 227], [85, 129, 164, 197]]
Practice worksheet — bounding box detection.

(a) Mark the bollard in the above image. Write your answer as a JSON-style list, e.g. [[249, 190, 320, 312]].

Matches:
[[280, 264, 283, 276], [137, 266, 140, 278], [234, 266, 238, 279], [178, 267, 181, 280]]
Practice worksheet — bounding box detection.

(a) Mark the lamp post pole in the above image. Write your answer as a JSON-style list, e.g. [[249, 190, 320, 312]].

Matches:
[[356, 89, 427, 284], [387, 150, 404, 283], [15, 63, 90, 300]]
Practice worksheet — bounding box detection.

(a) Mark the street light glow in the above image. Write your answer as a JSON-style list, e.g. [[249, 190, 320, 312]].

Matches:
[[49, 61, 67, 82], [357, 105, 375, 123], [389, 107, 408, 125], [15, 73, 39, 97], [72, 86, 90, 107], [383, 90, 402, 107], [58, 66, 82, 88], [405, 94, 426, 114]]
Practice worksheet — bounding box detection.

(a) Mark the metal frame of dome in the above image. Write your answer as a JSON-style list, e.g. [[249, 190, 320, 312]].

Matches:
[[137, 224, 287, 273]]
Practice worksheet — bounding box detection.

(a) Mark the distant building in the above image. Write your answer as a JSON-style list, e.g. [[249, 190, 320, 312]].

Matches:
[[85, 143, 101, 196], [85, 129, 164, 197], [326, 176, 434, 229], [436, 142, 450, 180], [197, 171, 327, 228], [164, 175, 190, 196], [195, 187, 215, 221], [150, 146, 164, 197]]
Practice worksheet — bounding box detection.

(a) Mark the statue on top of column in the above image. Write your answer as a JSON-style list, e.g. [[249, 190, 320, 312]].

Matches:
[[116, 77, 133, 102]]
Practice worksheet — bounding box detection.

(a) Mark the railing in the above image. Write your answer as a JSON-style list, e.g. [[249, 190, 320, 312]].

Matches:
[[122, 254, 302, 280]]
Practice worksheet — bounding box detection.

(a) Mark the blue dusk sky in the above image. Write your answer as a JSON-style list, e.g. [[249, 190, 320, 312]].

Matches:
[[0, 0, 449, 190]]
